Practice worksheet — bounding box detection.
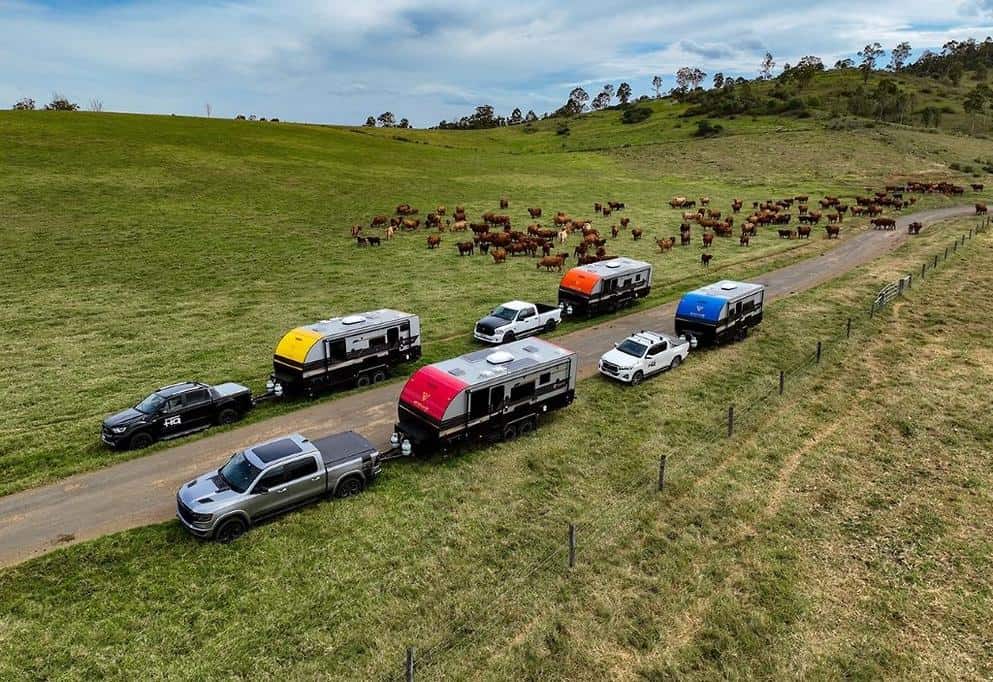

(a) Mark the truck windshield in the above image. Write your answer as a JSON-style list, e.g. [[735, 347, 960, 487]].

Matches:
[[491, 306, 518, 321], [617, 339, 648, 358], [219, 452, 262, 494], [134, 393, 165, 414]]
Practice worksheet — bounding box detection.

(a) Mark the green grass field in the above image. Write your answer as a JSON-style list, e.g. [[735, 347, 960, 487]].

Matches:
[[0, 215, 988, 679], [0, 107, 987, 496]]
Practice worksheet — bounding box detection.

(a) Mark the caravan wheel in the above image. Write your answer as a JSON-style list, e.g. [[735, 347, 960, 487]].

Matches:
[[502, 424, 518, 441], [372, 370, 387, 384]]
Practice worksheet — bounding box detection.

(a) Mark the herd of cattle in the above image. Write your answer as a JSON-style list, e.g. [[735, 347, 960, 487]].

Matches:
[[346, 180, 980, 271]]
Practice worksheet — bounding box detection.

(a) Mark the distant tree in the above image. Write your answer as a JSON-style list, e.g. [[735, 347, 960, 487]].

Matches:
[[759, 52, 775, 80], [235, 114, 246, 120], [675, 67, 706, 93], [12, 97, 35, 110], [889, 42, 911, 71], [509, 107, 523, 125], [248, 114, 257, 121], [567, 87, 590, 113], [602, 83, 614, 105], [964, 84, 990, 133], [789, 56, 824, 89], [975, 63, 989, 82], [948, 62, 964, 85], [398, 118, 410, 128], [712, 72, 725, 89], [652, 75, 663, 99], [377, 111, 396, 127], [525, 110, 538, 122], [44, 93, 78, 111], [857, 42, 884, 82], [919, 105, 941, 128], [364, 116, 376, 127], [204, 102, 212, 118], [834, 58, 855, 70], [88, 98, 104, 112], [616, 82, 632, 104], [591, 91, 611, 110]]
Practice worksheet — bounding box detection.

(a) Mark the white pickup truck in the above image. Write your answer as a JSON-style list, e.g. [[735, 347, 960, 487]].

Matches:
[[598, 330, 693, 385], [473, 300, 563, 344]]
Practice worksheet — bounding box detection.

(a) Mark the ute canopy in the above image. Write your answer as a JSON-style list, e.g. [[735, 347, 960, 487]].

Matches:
[[400, 365, 468, 422], [560, 268, 600, 295], [676, 293, 727, 324]]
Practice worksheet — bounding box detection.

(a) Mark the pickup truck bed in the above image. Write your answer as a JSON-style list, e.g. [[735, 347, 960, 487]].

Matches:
[[312, 431, 378, 466]]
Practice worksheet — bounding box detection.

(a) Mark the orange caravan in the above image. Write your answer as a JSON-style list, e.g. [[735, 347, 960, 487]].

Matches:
[[558, 257, 652, 316]]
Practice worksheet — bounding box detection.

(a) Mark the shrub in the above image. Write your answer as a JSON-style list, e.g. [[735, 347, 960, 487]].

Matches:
[[940, 104, 957, 114], [44, 94, 78, 111], [556, 123, 570, 136], [950, 162, 962, 170], [12, 97, 35, 111], [522, 124, 538, 134], [620, 107, 652, 124], [693, 119, 724, 137], [235, 114, 246, 120]]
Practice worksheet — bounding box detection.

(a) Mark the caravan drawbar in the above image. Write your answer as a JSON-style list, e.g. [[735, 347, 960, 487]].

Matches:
[[391, 338, 577, 456], [271, 309, 421, 396], [674, 280, 765, 345]]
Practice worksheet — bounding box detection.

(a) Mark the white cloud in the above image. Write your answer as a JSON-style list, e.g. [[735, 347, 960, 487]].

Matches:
[[1, 0, 992, 125]]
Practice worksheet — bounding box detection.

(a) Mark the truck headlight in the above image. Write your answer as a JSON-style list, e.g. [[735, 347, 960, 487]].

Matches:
[[390, 432, 400, 447], [111, 426, 128, 434], [401, 439, 412, 456], [192, 511, 213, 524]]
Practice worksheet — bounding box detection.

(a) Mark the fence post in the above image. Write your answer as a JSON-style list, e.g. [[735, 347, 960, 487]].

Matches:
[[779, 370, 785, 395], [870, 302, 875, 319], [933, 255, 939, 269], [846, 317, 852, 338], [658, 455, 667, 492], [727, 405, 734, 438], [816, 341, 822, 363], [568, 524, 576, 568], [406, 647, 415, 682], [907, 273, 912, 289], [953, 239, 958, 252], [921, 263, 926, 279], [945, 246, 949, 260]]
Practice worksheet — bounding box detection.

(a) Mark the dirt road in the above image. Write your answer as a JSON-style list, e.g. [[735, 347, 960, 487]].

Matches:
[[0, 206, 971, 568]]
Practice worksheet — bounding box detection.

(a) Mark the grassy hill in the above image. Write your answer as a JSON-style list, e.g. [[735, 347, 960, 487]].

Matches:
[[0, 103, 990, 495], [0, 215, 989, 679]]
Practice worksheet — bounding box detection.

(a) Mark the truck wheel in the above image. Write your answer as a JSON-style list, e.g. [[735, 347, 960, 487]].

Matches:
[[217, 408, 239, 426], [517, 419, 535, 437], [215, 517, 248, 544], [544, 320, 557, 333], [669, 356, 682, 371], [128, 431, 154, 450], [502, 424, 518, 441], [372, 370, 387, 384], [631, 371, 644, 386], [356, 374, 371, 388], [503, 332, 516, 343], [336, 476, 364, 498]]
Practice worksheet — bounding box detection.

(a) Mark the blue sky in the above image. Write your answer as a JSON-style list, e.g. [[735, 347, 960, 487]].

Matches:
[[2, 0, 993, 126]]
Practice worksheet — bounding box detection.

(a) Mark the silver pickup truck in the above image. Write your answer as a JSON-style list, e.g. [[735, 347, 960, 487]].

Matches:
[[177, 431, 381, 542]]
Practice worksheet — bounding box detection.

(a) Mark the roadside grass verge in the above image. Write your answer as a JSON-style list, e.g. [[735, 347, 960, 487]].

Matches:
[[0, 216, 988, 679]]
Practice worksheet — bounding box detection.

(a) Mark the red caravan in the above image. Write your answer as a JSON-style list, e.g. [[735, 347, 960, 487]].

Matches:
[[391, 338, 578, 455]]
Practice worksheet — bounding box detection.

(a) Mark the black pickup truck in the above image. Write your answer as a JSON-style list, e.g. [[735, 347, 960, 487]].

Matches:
[[101, 381, 253, 450]]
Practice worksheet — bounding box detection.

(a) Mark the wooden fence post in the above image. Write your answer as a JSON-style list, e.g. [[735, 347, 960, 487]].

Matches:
[[406, 647, 415, 682], [816, 341, 822, 363], [568, 524, 576, 568], [933, 255, 939, 269], [779, 370, 785, 395], [945, 246, 949, 260], [658, 455, 667, 492], [727, 405, 734, 438], [846, 317, 852, 338]]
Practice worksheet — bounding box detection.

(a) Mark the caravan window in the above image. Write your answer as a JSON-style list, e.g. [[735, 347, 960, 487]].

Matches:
[[510, 381, 535, 402], [327, 339, 347, 363], [469, 391, 488, 420], [539, 372, 551, 385], [368, 335, 387, 351], [489, 386, 506, 412]]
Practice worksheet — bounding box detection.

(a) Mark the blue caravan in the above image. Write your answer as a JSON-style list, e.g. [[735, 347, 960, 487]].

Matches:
[[674, 280, 765, 345]]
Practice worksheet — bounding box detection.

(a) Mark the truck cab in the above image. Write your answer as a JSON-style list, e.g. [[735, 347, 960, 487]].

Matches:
[[598, 331, 691, 385]]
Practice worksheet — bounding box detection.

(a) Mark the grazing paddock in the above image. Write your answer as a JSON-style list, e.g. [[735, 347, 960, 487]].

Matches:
[[1, 217, 988, 680]]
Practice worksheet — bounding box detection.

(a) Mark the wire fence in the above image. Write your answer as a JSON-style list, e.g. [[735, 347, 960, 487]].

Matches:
[[395, 216, 990, 681]]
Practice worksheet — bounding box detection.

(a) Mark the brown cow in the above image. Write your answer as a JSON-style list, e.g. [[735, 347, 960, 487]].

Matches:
[[825, 225, 840, 239], [739, 234, 750, 246], [701, 253, 713, 267], [972, 183, 985, 192], [731, 199, 743, 213], [871, 217, 896, 230], [456, 241, 474, 256], [656, 237, 675, 252], [538, 255, 566, 272], [427, 235, 441, 249], [402, 218, 421, 230], [384, 225, 396, 240], [491, 247, 507, 263], [702, 232, 714, 247], [370, 215, 388, 228], [611, 225, 619, 238], [367, 236, 381, 246], [797, 225, 811, 239], [350, 224, 363, 237], [907, 221, 923, 235], [976, 202, 988, 215], [528, 207, 542, 218], [355, 236, 369, 247], [499, 198, 509, 209], [451, 220, 468, 232], [594, 202, 603, 213], [680, 232, 691, 246], [777, 228, 794, 239], [631, 228, 643, 240]]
